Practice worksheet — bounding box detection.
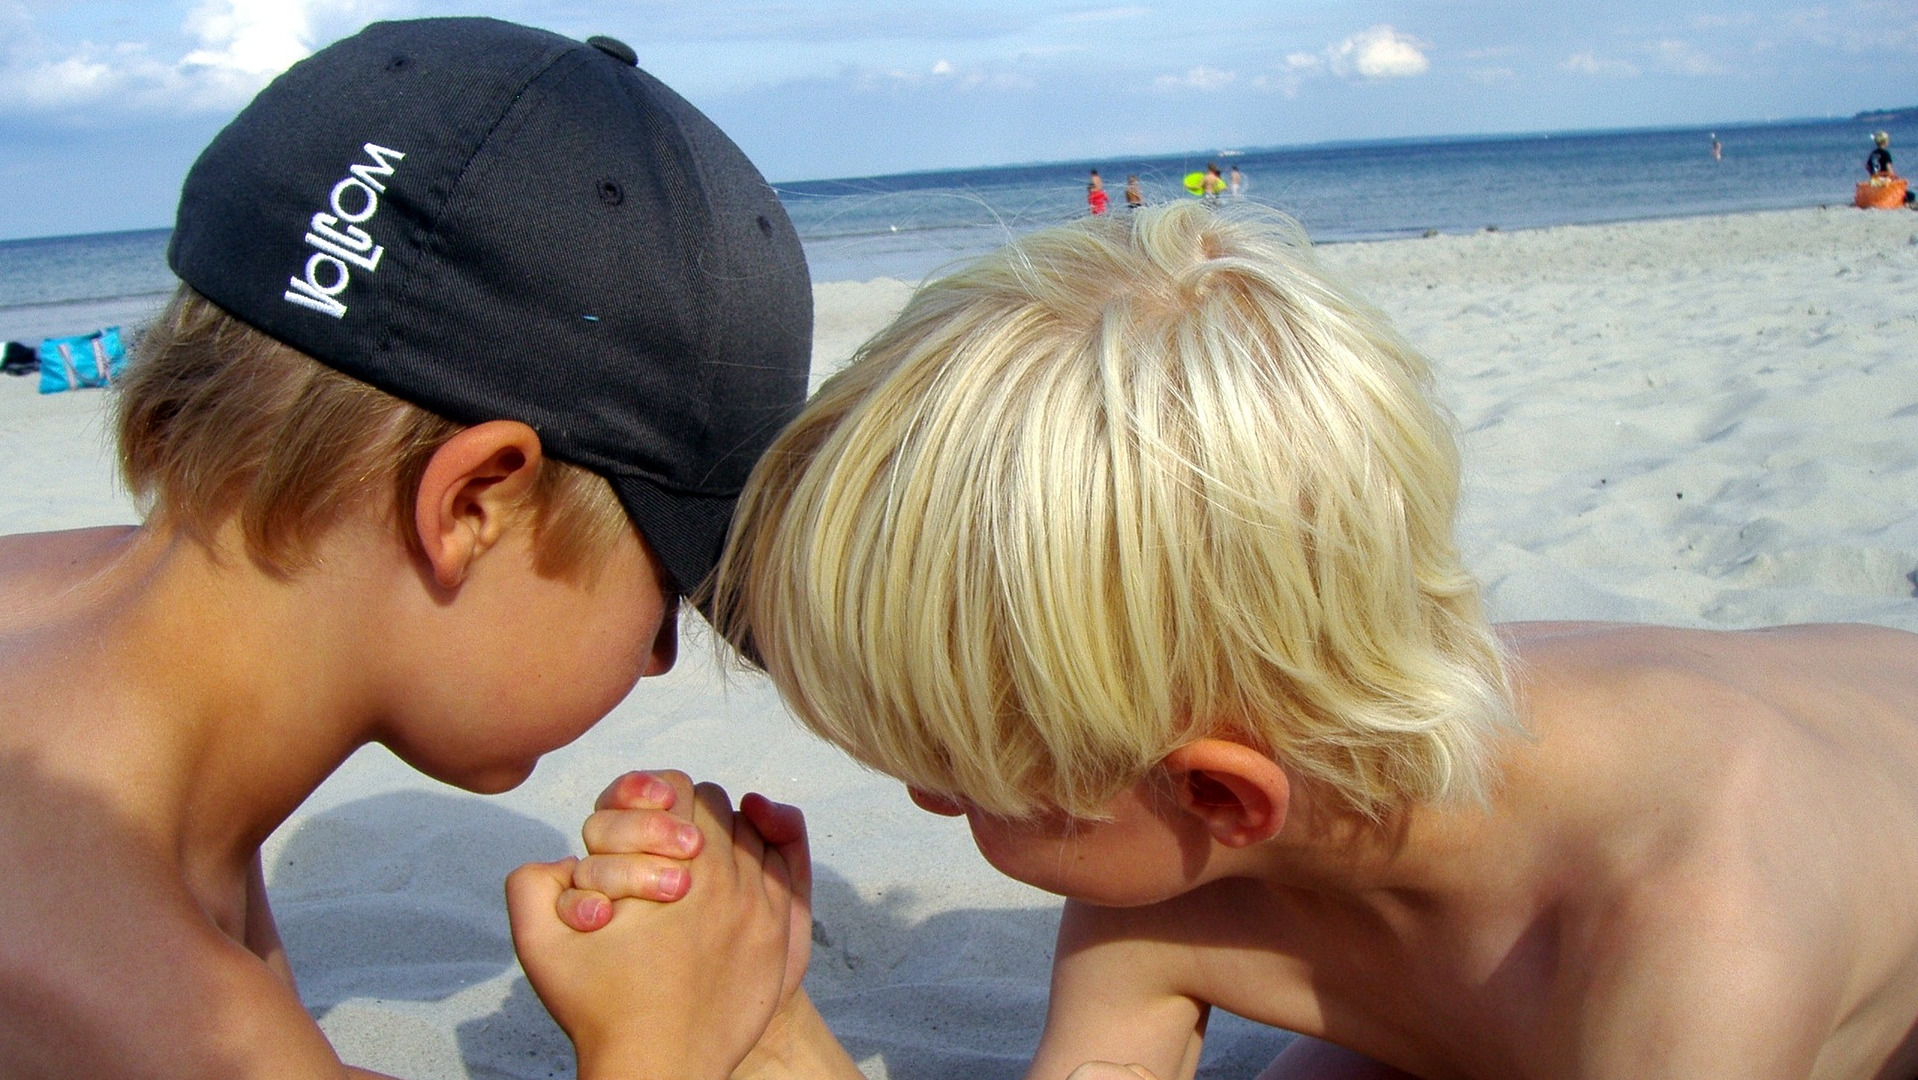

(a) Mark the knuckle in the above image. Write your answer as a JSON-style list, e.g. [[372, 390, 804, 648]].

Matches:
[[571, 854, 614, 893], [580, 810, 616, 851], [639, 809, 679, 845], [577, 853, 667, 899]]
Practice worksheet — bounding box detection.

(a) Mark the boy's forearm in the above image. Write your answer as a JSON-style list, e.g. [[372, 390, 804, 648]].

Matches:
[[734, 990, 865, 1080]]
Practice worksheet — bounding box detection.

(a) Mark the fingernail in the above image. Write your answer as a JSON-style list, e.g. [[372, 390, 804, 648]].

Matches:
[[658, 867, 689, 897], [582, 897, 610, 926], [639, 774, 673, 803], [675, 823, 702, 851]]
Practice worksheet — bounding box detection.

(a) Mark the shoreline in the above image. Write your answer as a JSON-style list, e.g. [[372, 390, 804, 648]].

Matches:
[[7, 201, 1909, 345]]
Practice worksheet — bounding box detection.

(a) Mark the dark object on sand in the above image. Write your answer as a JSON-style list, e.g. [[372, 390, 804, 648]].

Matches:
[[2, 341, 38, 376]]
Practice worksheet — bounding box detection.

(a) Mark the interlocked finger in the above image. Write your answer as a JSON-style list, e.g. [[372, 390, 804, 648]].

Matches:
[[571, 852, 694, 902], [581, 805, 704, 860], [595, 769, 694, 814]]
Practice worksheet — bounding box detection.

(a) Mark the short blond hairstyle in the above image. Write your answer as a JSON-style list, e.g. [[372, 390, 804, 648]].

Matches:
[[715, 203, 1514, 821], [118, 287, 629, 578]]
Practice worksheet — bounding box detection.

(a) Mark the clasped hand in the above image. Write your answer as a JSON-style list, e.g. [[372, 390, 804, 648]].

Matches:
[[505, 772, 812, 1080]]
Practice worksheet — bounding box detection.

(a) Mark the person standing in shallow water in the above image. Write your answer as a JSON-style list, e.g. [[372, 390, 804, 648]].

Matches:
[[1124, 175, 1143, 211], [1087, 169, 1110, 216]]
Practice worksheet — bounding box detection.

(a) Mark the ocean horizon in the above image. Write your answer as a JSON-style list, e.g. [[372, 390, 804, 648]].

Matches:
[[3, 113, 1912, 342]]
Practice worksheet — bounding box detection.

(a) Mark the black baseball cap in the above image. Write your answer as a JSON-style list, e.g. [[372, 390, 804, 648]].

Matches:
[[169, 17, 812, 595]]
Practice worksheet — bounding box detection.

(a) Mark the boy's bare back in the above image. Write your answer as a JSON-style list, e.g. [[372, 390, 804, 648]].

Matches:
[[1032, 622, 1918, 1080]]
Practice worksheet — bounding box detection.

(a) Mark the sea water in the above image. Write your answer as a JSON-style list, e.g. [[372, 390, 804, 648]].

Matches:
[[1, 115, 1911, 343], [785, 115, 1916, 280]]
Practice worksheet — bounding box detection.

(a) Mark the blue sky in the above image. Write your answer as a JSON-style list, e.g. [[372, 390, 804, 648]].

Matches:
[[1, 0, 1913, 239]]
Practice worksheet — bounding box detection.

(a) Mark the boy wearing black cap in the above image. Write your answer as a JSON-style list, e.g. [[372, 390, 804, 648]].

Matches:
[[0, 17, 812, 1079]]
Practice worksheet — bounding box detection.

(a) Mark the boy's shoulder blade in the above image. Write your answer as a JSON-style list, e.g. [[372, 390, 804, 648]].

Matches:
[[1500, 621, 1918, 1080]]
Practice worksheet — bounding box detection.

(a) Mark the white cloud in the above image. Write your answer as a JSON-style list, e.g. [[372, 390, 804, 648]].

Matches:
[[1326, 25, 1429, 79], [1153, 64, 1237, 90], [1562, 50, 1640, 77], [1649, 38, 1726, 75], [1257, 24, 1428, 95], [0, 0, 384, 116], [874, 58, 1035, 92], [183, 0, 324, 78]]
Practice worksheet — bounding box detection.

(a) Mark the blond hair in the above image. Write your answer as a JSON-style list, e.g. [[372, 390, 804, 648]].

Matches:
[[118, 287, 629, 578], [715, 203, 1514, 822]]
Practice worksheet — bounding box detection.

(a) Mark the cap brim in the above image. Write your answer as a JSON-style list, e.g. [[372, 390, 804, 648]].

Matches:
[[607, 474, 739, 605]]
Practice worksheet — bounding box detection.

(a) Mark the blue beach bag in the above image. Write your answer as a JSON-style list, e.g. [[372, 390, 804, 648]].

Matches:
[[38, 326, 127, 394]]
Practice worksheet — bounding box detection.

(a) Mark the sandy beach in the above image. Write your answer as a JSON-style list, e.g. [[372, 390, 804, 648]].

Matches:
[[2, 205, 1914, 1079]]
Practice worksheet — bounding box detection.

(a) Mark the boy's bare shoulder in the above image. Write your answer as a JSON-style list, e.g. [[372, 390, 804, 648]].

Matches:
[[0, 529, 344, 1077], [0, 779, 340, 1077], [1502, 618, 1918, 668], [1500, 621, 1918, 1080], [1505, 620, 1918, 743], [0, 527, 139, 635]]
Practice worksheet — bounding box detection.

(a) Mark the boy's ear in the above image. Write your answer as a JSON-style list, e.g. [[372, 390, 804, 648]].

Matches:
[[1161, 738, 1291, 848], [414, 420, 545, 590]]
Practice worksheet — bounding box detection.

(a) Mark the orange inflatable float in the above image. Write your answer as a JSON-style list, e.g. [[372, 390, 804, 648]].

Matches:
[[1855, 177, 1908, 209]]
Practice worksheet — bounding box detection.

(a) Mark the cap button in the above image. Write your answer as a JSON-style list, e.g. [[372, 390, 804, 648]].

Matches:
[[586, 36, 638, 66]]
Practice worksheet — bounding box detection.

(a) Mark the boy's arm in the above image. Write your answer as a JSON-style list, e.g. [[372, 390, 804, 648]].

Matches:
[[1025, 900, 1208, 1080], [244, 851, 297, 990], [734, 985, 866, 1080], [7, 919, 398, 1079]]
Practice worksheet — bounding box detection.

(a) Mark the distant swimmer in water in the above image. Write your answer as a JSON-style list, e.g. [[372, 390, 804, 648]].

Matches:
[[1202, 162, 1226, 200], [1088, 169, 1110, 215], [1230, 164, 1245, 196], [1711, 134, 1722, 162], [1125, 174, 1143, 210]]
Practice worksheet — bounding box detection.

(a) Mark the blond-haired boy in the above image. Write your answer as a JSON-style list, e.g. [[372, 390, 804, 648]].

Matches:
[[585, 202, 1918, 1080], [0, 17, 814, 1079]]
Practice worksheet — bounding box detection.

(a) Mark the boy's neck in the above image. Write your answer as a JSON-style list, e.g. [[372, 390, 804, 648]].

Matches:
[[1248, 773, 1549, 926], [85, 521, 399, 877]]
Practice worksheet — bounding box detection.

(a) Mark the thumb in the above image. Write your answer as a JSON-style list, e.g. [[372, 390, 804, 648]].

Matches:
[[741, 794, 810, 901], [505, 857, 577, 941], [555, 887, 614, 932]]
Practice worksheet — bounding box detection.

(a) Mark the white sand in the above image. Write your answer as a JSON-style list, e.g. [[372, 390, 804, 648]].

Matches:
[[2, 205, 1915, 1078]]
